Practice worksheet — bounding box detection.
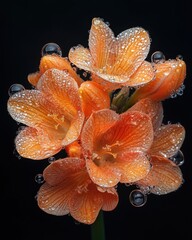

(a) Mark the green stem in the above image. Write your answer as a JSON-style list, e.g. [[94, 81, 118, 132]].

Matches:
[[91, 211, 105, 240]]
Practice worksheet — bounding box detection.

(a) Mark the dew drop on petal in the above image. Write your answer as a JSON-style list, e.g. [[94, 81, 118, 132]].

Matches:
[[151, 51, 165, 64], [8, 84, 25, 96], [48, 156, 56, 163], [41, 43, 62, 56], [169, 150, 184, 166], [35, 174, 44, 184], [129, 189, 147, 207]]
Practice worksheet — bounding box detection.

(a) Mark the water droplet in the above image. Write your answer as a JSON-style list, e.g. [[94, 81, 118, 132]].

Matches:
[[176, 54, 183, 60], [169, 150, 184, 166], [35, 174, 44, 184], [151, 51, 165, 64], [41, 43, 62, 56], [48, 156, 56, 163], [129, 189, 147, 207], [8, 84, 25, 96]]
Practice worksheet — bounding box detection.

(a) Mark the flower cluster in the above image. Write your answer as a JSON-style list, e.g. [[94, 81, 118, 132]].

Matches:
[[7, 17, 186, 224]]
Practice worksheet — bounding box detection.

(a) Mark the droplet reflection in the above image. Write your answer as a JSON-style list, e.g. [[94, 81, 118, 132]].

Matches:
[[35, 174, 44, 184], [41, 43, 62, 56], [129, 189, 147, 207], [151, 51, 165, 64], [8, 84, 25, 96], [169, 150, 184, 166]]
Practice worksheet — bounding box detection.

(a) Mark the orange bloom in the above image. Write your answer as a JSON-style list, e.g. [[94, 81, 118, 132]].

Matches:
[[7, 69, 84, 160], [69, 17, 154, 88], [81, 108, 154, 187], [128, 57, 186, 104], [37, 157, 118, 224], [28, 54, 83, 87], [130, 98, 185, 194]]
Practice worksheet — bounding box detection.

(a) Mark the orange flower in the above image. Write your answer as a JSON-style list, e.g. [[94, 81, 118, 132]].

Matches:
[[81, 108, 154, 187], [130, 98, 185, 194], [28, 54, 83, 87], [69, 17, 154, 88], [7, 69, 84, 160], [37, 157, 118, 224], [128, 57, 186, 104]]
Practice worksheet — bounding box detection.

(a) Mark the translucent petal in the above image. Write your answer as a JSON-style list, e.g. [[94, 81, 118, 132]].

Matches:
[[79, 81, 110, 118], [68, 45, 92, 71], [115, 151, 151, 183], [137, 155, 183, 194], [7, 90, 68, 140], [15, 127, 62, 160], [37, 182, 71, 216], [69, 185, 103, 224], [123, 61, 154, 87], [129, 98, 163, 130], [111, 27, 150, 77], [89, 17, 116, 69], [149, 124, 185, 158], [81, 109, 119, 153], [39, 55, 83, 86], [99, 111, 153, 153]]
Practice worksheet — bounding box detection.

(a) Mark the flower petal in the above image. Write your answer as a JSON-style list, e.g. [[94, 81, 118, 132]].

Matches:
[[91, 74, 122, 92], [39, 55, 83, 86], [89, 17, 116, 69], [27, 71, 41, 86], [79, 81, 110, 118], [69, 184, 103, 224], [111, 27, 150, 78], [137, 155, 183, 194], [129, 98, 163, 130], [43, 157, 85, 185], [37, 157, 86, 216], [149, 124, 185, 158], [69, 45, 92, 71], [37, 69, 84, 145], [7, 90, 68, 140], [130, 58, 186, 102], [81, 109, 119, 153], [86, 158, 121, 187], [123, 61, 154, 87], [15, 127, 62, 160], [37, 182, 71, 216], [101, 188, 119, 211], [115, 151, 151, 183], [99, 111, 153, 153]]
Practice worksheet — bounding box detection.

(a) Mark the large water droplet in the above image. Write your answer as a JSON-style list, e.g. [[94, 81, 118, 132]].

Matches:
[[35, 174, 44, 184], [129, 189, 147, 207], [8, 84, 25, 96], [41, 43, 62, 56], [169, 150, 184, 166], [151, 51, 165, 64]]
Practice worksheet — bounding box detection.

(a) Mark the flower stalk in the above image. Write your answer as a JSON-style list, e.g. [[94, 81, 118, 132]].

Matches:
[[91, 211, 105, 240]]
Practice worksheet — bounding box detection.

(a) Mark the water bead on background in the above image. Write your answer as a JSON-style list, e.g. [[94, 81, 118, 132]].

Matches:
[[8, 84, 25, 96], [35, 173, 44, 184], [41, 43, 62, 57], [129, 189, 147, 207], [176, 54, 183, 60], [48, 156, 56, 163], [169, 150, 184, 166], [151, 51, 165, 64]]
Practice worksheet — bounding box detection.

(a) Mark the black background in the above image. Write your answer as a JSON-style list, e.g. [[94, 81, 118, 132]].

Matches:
[[2, 0, 192, 239]]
